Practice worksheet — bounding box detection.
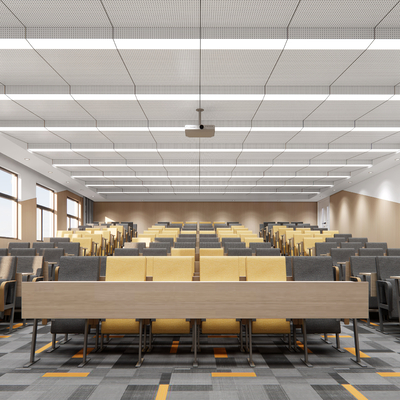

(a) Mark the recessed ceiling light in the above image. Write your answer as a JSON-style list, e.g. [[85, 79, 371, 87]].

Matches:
[[395, 158, 400, 161], [349, 181, 352, 183], [48, 171, 53, 174], [65, 181, 70, 183], [24, 158, 30, 161], [368, 171, 373, 174]]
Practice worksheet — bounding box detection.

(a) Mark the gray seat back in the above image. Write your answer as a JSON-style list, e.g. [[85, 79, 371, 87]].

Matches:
[[100, 256, 107, 276], [256, 248, 281, 257], [8, 242, 30, 251], [0, 256, 17, 281], [16, 256, 43, 277], [227, 248, 252, 257], [330, 248, 356, 265], [114, 248, 139, 256], [0, 249, 8, 256], [350, 256, 376, 277], [200, 234, 217, 238], [142, 248, 168, 256], [58, 256, 100, 281], [155, 238, 175, 246], [124, 242, 146, 253], [57, 242, 80, 256], [150, 242, 171, 253], [221, 237, 241, 245], [224, 242, 246, 252], [325, 237, 345, 245], [176, 237, 196, 242], [315, 242, 338, 256], [285, 256, 293, 277], [49, 237, 70, 244], [366, 242, 388, 253], [43, 248, 65, 264], [174, 242, 196, 248], [359, 248, 384, 257], [10, 248, 36, 256], [292, 256, 333, 281], [376, 256, 400, 280], [387, 248, 400, 256], [341, 242, 363, 251], [32, 242, 55, 255], [199, 237, 219, 242], [349, 237, 368, 247], [334, 233, 352, 240], [199, 242, 221, 248], [249, 242, 271, 253]]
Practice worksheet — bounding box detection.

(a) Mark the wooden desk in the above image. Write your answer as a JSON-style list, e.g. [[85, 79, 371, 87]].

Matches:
[[22, 281, 368, 368]]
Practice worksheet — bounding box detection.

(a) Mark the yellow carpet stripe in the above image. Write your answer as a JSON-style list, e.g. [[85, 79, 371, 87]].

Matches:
[[212, 372, 256, 377], [170, 341, 179, 354], [342, 384, 369, 400], [155, 384, 169, 400], [321, 335, 352, 338], [35, 341, 58, 354], [344, 348, 370, 358], [361, 320, 379, 326], [214, 347, 228, 358], [12, 323, 23, 329], [0, 336, 11, 339], [72, 348, 94, 358], [43, 373, 90, 378], [377, 372, 400, 377], [296, 341, 313, 354]]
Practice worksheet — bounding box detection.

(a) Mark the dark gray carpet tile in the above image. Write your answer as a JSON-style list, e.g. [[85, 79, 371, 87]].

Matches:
[[328, 372, 348, 384], [362, 349, 395, 353], [311, 385, 356, 400], [67, 385, 97, 400], [260, 354, 294, 369], [0, 354, 5, 358], [263, 385, 290, 400], [355, 384, 400, 391], [355, 327, 375, 334], [215, 359, 237, 368], [159, 372, 171, 384], [0, 385, 29, 391], [364, 341, 394, 351], [364, 358, 394, 368], [120, 385, 159, 400], [37, 326, 51, 334], [112, 354, 139, 369], [169, 385, 213, 391]]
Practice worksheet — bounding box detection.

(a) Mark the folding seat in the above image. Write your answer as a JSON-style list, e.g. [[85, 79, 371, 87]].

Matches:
[[315, 242, 338, 257], [142, 248, 168, 257], [200, 234, 217, 238], [49, 257, 101, 364], [100, 256, 107, 278], [32, 242, 55, 255], [0, 249, 8, 256], [227, 248, 252, 257], [155, 238, 175, 247], [224, 242, 246, 253], [376, 256, 400, 333], [303, 237, 324, 256], [325, 237, 346, 245], [227, 222, 240, 226], [293, 234, 313, 256], [334, 233, 352, 240], [359, 248, 385, 257], [179, 233, 196, 238], [100, 257, 146, 357], [285, 256, 293, 278], [330, 248, 356, 266], [174, 242, 196, 249], [8, 242, 30, 252], [71, 237, 92, 256], [221, 237, 241, 245], [199, 248, 224, 257], [256, 248, 281, 257], [152, 257, 193, 337], [248, 242, 271, 254], [10, 248, 36, 256], [341, 242, 363, 253], [366, 242, 388, 254], [199, 242, 221, 248], [200, 257, 240, 335], [246, 257, 291, 356], [94, 230, 112, 255], [349, 237, 368, 247], [56, 242, 80, 256], [114, 248, 139, 256], [49, 237, 70, 246], [244, 237, 263, 248], [292, 256, 343, 365], [199, 237, 219, 242], [0, 256, 17, 333], [176, 238, 196, 243], [149, 242, 171, 253], [387, 249, 400, 256], [43, 248, 65, 281]]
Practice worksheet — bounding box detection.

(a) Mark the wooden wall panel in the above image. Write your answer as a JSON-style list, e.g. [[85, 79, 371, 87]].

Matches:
[[93, 202, 317, 234], [330, 191, 400, 247]]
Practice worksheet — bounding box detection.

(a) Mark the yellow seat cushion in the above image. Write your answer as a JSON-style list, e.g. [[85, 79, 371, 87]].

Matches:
[[199, 248, 224, 257], [101, 319, 140, 334], [71, 237, 92, 255], [303, 237, 324, 256], [245, 237, 263, 247], [246, 257, 286, 281], [153, 256, 193, 281], [105, 257, 146, 281], [180, 231, 197, 235], [200, 257, 240, 281], [252, 319, 290, 334], [146, 257, 155, 277], [238, 256, 247, 277], [152, 319, 190, 334], [201, 319, 240, 334]]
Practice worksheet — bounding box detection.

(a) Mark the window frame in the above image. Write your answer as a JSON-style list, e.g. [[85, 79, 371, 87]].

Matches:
[[67, 197, 80, 229], [36, 183, 55, 241], [0, 166, 18, 239]]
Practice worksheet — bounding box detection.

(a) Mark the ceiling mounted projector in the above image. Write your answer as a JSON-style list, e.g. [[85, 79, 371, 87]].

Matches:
[[185, 108, 215, 138]]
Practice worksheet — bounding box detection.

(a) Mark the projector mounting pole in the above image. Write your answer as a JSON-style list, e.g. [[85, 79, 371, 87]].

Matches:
[[196, 108, 204, 125]]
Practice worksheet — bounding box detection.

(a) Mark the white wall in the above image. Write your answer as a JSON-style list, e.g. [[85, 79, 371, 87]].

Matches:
[[1, 153, 68, 201], [347, 164, 400, 204]]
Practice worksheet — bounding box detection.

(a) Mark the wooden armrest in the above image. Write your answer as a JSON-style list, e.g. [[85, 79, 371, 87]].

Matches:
[[286, 276, 293, 281], [54, 266, 60, 281], [350, 276, 362, 282], [239, 276, 246, 281], [99, 276, 106, 281], [390, 276, 400, 279], [333, 265, 340, 281], [32, 276, 43, 282], [0, 280, 16, 310]]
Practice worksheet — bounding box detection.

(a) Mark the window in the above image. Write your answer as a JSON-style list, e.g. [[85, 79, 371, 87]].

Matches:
[[0, 167, 18, 238], [36, 184, 54, 241], [67, 198, 79, 229]]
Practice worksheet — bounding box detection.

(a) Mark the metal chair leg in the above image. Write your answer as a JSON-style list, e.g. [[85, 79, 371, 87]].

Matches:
[[47, 333, 59, 352], [136, 320, 144, 367], [24, 319, 40, 367], [333, 333, 345, 353], [351, 319, 368, 367], [247, 320, 255, 368], [301, 320, 312, 367]]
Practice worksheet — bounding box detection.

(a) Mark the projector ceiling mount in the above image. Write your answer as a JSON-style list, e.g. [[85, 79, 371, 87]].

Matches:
[[185, 0, 215, 138]]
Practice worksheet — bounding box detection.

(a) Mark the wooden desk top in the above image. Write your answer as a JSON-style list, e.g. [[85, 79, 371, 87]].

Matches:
[[22, 281, 368, 320]]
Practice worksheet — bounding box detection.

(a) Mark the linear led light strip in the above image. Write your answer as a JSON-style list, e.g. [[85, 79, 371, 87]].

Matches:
[[29, 148, 399, 153], [72, 175, 349, 179], [54, 163, 372, 167], [86, 184, 331, 187], [1, 38, 400, 50], [4, 126, 400, 133], [2, 94, 400, 101], [98, 192, 320, 195]]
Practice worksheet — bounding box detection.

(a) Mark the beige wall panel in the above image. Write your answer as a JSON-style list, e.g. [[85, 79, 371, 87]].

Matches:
[[56, 190, 83, 231], [93, 202, 317, 234], [330, 191, 400, 247]]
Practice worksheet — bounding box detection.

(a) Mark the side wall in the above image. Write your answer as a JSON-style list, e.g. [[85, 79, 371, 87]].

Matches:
[[93, 202, 317, 234], [330, 191, 400, 247]]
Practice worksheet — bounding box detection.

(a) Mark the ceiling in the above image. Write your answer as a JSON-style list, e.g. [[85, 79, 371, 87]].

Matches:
[[1, 0, 400, 202]]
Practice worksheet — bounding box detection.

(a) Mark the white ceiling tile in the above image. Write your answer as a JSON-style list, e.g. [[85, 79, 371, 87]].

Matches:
[[255, 101, 323, 120], [77, 100, 145, 119], [14, 100, 91, 119]]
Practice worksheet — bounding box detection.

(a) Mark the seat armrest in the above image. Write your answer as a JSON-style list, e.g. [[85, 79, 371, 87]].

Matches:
[[54, 266, 60, 281], [0, 280, 16, 311], [333, 265, 340, 281], [377, 280, 392, 309], [350, 276, 361, 282]]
